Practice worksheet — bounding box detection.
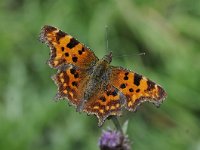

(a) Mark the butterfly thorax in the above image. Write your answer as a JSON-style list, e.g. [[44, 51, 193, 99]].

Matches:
[[84, 53, 112, 98], [76, 53, 112, 111], [89, 52, 112, 79]]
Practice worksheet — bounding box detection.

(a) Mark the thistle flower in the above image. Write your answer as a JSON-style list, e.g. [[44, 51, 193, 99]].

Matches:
[[99, 130, 131, 150]]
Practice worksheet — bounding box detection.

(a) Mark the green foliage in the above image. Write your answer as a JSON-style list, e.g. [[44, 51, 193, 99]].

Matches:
[[0, 0, 200, 149]]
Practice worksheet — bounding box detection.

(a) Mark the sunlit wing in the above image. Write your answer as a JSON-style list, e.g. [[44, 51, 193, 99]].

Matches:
[[109, 67, 167, 111], [40, 25, 99, 69]]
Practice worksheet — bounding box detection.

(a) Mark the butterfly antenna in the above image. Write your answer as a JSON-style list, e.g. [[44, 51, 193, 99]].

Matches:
[[113, 52, 146, 58], [105, 25, 109, 52]]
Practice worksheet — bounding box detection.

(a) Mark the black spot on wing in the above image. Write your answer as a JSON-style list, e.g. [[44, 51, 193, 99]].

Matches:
[[112, 90, 118, 96], [72, 81, 78, 87], [134, 73, 142, 86], [70, 68, 76, 74], [100, 96, 106, 102], [120, 83, 126, 89], [74, 73, 79, 78], [56, 30, 66, 42], [67, 38, 79, 49], [78, 50, 82, 55], [124, 76, 128, 80], [82, 47, 85, 52], [129, 88, 134, 92], [136, 89, 140, 93], [106, 91, 111, 96], [125, 72, 129, 76], [72, 56, 78, 62], [65, 52, 69, 57]]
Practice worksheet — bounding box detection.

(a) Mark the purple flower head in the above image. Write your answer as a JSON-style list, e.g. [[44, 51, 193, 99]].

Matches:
[[99, 130, 131, 150]]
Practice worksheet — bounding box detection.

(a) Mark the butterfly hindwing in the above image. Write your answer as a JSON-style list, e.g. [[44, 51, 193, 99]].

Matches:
[[109, 67, 167, 111], [83, 85, 126, 126], [52, 64, 88, 106], [40, 25, 99, 69]]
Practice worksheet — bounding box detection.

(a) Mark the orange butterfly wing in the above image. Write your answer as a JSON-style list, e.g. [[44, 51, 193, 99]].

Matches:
[[40, 25, 98, 69], [52, 64, 88, 106], [109, 67, 167, 111], [83, 85, 126, 126]]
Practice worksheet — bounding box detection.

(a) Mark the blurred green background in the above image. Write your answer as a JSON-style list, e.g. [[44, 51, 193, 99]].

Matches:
[[0, 0, 200, 149]]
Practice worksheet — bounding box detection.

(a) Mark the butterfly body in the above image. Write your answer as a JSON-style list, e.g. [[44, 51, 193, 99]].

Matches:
[[77, 52, 113, 111], [40, 25, 167, 126]]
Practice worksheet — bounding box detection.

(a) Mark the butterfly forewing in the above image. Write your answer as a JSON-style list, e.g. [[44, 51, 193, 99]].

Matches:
[[109, 67, 167, 111], [40, 25, 99, 69]]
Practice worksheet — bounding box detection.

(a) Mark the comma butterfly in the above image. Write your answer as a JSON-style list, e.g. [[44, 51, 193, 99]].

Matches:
[[39, 25, 167, 126]]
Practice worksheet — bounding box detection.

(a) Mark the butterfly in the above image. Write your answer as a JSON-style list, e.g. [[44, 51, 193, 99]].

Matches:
[[39, 25, 167, 126]]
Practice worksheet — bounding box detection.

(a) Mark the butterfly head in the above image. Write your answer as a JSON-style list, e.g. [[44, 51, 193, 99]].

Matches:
[[102, 52, 112, 64]]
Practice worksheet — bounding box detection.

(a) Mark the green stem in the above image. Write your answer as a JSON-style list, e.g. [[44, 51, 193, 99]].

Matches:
[[110, 116, 123, 134]]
